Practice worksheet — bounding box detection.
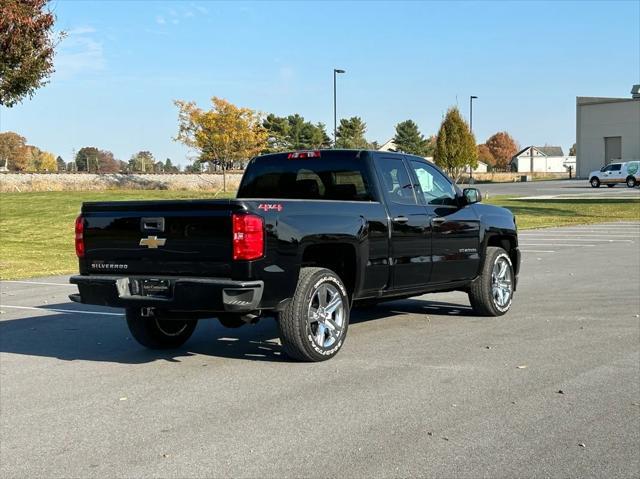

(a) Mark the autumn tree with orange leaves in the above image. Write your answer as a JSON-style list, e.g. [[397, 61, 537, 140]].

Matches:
[[174, 97, 268, 190], [485, 132, 518, 170]]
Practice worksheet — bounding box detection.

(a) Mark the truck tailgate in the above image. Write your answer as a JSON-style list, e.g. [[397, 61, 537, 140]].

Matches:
[[80, 199, 245, 277]]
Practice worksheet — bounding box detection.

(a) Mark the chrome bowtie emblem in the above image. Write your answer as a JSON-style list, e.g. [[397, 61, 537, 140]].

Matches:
[[139, 236, 166, 248]]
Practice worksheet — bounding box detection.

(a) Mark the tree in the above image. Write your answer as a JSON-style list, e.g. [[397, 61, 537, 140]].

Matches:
[[393, 120, 429, 156], [477, 144, 496, 168], [56, 155, 65, 171], [0, 0, 62, 107], [37, 150, 56, 171], [0, 131, 29, 170], [164, 158, 179, 173], [434, 106, 477, 181], [129, 151, 155, 172], [262, 114, 290, 153], [75, 147, 118, 173], [569, 143, 576, 156], [335, 116, 368, 149], [174, 97, 268, 190], [485, 131, 518, 170]]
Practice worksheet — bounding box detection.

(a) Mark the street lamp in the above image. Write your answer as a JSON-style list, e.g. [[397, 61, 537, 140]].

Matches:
[[333, 69, 346, 147], [469, 95, 478, 183]]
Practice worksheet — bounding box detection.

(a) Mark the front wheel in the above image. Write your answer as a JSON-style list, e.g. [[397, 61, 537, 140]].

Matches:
[[126, 309, 197, 349], [277, 267, 350, 362], [590, 177, 600, 188], [627, 176, 637, 188], [468, 247, 514, 316]]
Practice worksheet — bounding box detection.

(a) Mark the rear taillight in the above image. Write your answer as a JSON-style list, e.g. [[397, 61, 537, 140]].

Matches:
[[232, 213, 264, 260], [75, 215, 85, 258]]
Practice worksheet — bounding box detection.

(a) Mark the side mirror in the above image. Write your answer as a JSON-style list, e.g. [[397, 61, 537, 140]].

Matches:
[[463, 188, 482, 205]]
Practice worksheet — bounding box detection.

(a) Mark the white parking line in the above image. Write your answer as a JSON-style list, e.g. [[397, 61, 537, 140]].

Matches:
[[518, 238, 634, 242], [520, 234, 640, 238], [519, 243, 597, 247], [1, 280, 74, 287], [0, 304, 123, 316], [520, 250, 556, 253]]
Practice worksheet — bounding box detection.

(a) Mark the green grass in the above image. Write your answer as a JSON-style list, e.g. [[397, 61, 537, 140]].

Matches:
[[487, 196, 640, 229], [0, 191, 638, 279], [0, 190, 234, 280]]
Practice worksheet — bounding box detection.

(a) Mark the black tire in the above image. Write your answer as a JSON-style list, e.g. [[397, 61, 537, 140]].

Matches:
[[607, 184, 615, 188], [217, 313, 245, 329], [626, 176, 637, 188], [126, 309, 197, 349], [468, 247, 514, 317], [277, 267, 350, 362], [590, 177, 600, 188]]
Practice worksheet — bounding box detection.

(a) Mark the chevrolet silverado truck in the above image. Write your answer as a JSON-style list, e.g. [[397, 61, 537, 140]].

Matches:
[[70, 149, 520, 361]]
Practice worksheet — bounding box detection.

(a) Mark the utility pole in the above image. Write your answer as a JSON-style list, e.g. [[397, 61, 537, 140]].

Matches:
[[469, 95, 478, 183], [333, 69, 346, 147]]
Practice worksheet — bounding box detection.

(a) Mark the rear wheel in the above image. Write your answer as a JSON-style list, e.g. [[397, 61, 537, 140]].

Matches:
[[468, 247, 514, 316], [590, 177, 600, 188], [277, 267, 349, 362], [126, 309, 197, 349], [627, 176, 637, 188]]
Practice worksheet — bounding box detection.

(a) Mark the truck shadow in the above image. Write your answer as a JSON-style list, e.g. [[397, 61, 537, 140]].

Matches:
[[0, 299, 473, 364]]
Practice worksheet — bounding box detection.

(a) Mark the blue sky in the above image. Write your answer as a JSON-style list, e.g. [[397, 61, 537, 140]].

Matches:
[[1, 0, 639, 166]]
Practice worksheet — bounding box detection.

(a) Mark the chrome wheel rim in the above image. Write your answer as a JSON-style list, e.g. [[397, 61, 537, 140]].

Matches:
[[491, 256, 513, 309], [307, 283, 344, 348]]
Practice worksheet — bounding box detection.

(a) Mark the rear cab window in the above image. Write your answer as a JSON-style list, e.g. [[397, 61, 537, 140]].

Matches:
[[238, 151, 375, 201]]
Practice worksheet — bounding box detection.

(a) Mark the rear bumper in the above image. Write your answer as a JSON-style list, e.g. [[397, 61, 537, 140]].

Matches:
[[69, 275, 263, 312]]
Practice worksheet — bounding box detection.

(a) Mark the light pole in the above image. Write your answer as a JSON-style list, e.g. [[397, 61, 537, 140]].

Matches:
[[469, 95, 478, 183], [333, 69, 346, 147]]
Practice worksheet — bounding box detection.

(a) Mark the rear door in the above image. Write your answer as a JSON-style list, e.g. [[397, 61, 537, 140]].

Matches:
[[406, 158, 481, 283], [373, 155, 432, 289]]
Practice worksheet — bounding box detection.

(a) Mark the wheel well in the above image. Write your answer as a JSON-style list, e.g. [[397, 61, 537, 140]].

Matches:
[[302, 243, 356, 298], [590, 176, 599, 182], [487, 234, 518, 268]]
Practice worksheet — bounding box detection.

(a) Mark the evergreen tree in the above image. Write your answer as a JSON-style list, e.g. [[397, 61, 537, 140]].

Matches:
[[335, 116, 368, 149], [434, 107, 477, 181], [56, 155, 65, 171], [393, 120, 429, 156]]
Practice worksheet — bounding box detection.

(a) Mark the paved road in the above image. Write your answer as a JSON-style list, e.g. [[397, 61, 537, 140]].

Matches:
[[1, 223, 639, 478], [457, 179, 640, 198]]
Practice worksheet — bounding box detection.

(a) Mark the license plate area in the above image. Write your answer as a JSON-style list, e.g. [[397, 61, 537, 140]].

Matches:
[[133, 278, 173, 298]]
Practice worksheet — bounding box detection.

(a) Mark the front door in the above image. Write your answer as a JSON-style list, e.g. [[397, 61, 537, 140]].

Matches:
[[373, 155, 432, 289], [407, 158, 481, 284]]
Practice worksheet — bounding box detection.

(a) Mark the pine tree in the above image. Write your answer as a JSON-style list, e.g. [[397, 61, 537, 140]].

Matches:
[[335, 117, 368, 149], [393, 120, 429, 156]]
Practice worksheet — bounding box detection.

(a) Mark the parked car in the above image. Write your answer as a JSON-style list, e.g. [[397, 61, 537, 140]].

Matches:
[[589, 161, 640, 188], [70, 150, 520, 362]]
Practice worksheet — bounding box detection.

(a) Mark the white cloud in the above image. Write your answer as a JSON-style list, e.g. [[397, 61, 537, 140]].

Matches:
[[156, 15, 166, 25], [55, 27, 105, 79]]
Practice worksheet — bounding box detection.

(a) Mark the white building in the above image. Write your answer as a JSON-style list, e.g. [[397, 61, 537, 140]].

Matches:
[[576, 85, 640, 178], [510, 146, 573, 173]]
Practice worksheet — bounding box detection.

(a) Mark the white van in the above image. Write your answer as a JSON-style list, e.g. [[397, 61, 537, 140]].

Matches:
[[589, 161, 640, 188]]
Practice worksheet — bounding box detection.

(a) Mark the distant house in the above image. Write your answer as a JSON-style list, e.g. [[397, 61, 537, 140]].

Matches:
[[510, 146, 575, 173], [473, 161, 488, 173], [377, 139, 434, 163]]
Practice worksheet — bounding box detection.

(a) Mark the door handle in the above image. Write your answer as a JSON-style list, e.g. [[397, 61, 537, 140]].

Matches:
[[431, 217, 446, 226], [392, 216, 409, 224]]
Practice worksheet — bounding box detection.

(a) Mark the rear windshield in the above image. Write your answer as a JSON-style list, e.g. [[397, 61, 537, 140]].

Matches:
[[237, 151, 374, 201]]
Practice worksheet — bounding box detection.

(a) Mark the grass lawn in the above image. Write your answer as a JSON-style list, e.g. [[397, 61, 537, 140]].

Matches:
[[486, 196, 640, 229], [0, 190, 638, 279]]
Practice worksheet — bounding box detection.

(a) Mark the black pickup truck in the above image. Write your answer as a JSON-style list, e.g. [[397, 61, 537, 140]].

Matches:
[[71, 149, 520, 361]]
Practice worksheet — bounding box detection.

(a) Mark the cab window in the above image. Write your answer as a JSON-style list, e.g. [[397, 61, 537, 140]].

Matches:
[[409, 160, 457, 206], [610, 164, 622, 171], [374, 157, 417, 205]]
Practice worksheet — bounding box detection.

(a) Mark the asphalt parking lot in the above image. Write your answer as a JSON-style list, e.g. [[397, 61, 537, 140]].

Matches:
[[462, 179, 640, 198], [1, 222, 639, 478]]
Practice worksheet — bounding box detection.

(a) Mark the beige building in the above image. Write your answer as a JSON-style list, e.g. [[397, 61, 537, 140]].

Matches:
[[576, 85, 640, 178]]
